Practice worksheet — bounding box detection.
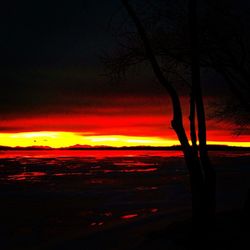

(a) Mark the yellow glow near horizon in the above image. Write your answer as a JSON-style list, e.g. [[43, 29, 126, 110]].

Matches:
[[0, 131, 179, 148], [0, 131, 249, 148]]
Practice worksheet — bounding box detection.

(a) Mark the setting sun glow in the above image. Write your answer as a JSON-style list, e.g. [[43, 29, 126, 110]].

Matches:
[[0, 131, 249, 148], [0, 132, 177, 148]]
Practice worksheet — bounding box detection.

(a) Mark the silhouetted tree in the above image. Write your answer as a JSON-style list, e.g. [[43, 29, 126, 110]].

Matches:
[[200, 0, 250, 131], [112, 0, 215, 228], [106, 0, 250, 129], [105, 0, 250, 229], [188, 0, 216, 223]]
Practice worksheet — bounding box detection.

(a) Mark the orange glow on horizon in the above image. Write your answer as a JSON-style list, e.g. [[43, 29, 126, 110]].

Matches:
[[0, 131, 249, 148]]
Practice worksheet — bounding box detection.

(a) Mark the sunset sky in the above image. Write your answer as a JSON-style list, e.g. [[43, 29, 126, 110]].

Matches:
[[1, 0, 249, 148]]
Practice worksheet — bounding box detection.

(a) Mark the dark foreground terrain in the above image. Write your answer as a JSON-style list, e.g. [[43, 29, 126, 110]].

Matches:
[[0, 150, 249, 249]]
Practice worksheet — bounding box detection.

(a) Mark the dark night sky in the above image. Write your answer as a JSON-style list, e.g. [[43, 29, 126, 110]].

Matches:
[[1, 0, 116, 67], [0, 0, 165, 116], [0, 0, 249, 145]]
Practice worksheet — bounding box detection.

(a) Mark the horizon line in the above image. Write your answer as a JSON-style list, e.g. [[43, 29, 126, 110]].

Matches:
[[0, 131, 249, 148], [0, 144, 250, 150]]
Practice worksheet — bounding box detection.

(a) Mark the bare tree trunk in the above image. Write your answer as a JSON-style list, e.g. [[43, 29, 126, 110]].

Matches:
[[188, 0, 216, 222], [189, 92, 198, 156], [121, 0, 206, 224]]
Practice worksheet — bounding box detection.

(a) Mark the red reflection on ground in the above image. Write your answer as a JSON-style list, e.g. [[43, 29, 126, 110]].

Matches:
[[54, 173, 82, 176], [121, 214, 138, 220], [0, 149, 184, 159], [151, 208, 158, 213], [7, 172, 46, 181], [114, 162, 156, 167], [122, 168, 157, 173]]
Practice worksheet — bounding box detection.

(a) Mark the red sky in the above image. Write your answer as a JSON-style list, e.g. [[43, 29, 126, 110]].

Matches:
[[1, 1, 249, 148], [0, 94, 249, 147]]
